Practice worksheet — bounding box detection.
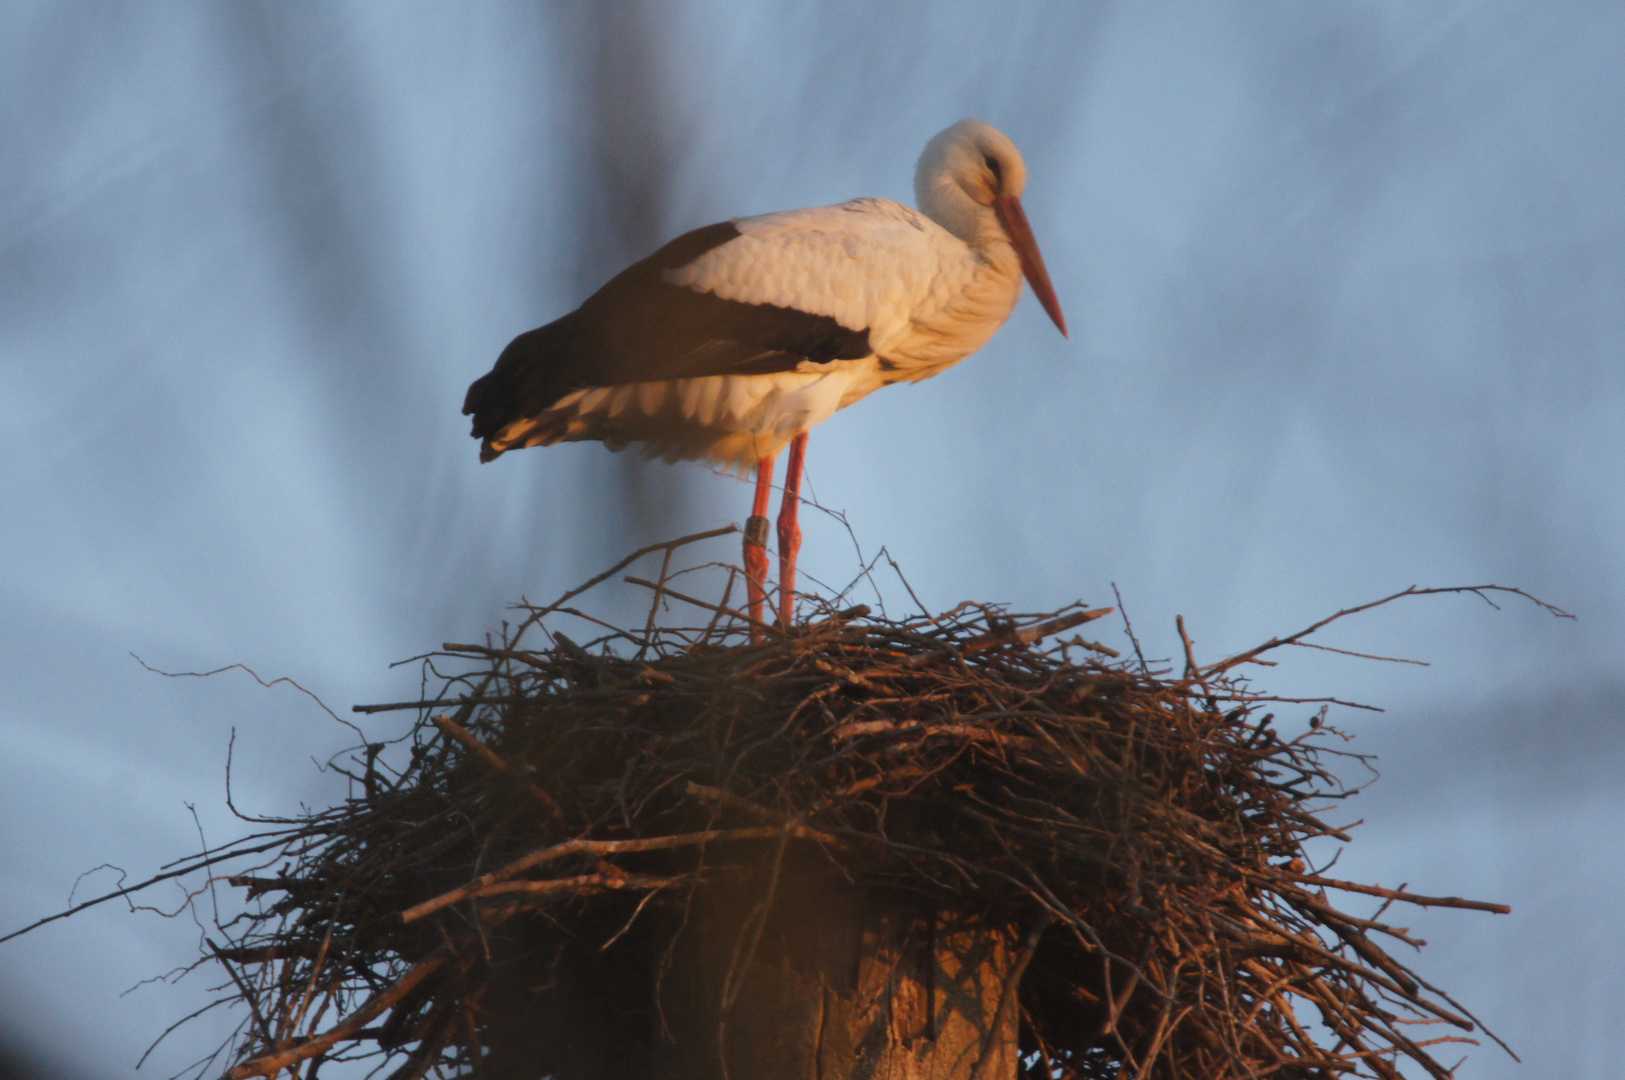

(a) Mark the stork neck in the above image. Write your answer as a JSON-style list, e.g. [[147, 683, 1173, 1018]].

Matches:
[[918, 182, 1003, 248]]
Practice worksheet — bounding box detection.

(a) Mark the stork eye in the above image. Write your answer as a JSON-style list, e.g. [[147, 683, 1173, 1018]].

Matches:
[[983, 154, 1003, 187]]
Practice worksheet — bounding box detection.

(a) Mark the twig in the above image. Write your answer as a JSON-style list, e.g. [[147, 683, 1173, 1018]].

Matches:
[[352, 696, 528, 715], [1176, 615, 1200, 683], [514, 525, 739, 634], [1289, 641, 1430, 666], [623, 576, 785, 639], [430, 715, 566, 829], [1205, 585, 1573, 678], [226, 948, 451, 1079], [1111, 583, 1149, 673], [401, 827, 791, 924], [882, 547, 932, 619], [130, 656, 363, 739], [467, 872, 685, 900], [683, 783, 841, 845], [1, 831, 311, 944], [961, 608, 1115, 653], [1294, 875, 1511, 915]]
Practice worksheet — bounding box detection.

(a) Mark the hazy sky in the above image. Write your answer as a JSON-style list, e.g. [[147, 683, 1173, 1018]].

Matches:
[[2, 3, 1622, 1076]]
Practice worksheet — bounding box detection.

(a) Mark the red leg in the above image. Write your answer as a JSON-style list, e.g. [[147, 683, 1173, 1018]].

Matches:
[[776, 433, 808, 630], [744, 454, 776, 639]]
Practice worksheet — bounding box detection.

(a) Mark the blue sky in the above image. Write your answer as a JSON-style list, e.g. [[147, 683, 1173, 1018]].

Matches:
[[2, 3, 1622, 1076]]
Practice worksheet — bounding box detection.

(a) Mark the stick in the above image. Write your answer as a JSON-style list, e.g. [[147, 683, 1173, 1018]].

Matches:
[[1176, 615, 1200, 682], [962, 608, 1115, 653], [904, 608, 1114, 667], [401, 827, 791, 924], [352, 695, 526, 715], [1295, 875, 1510, 914], [516, 524, 739, 636], [1204, 584, 1572, 678], [430, 716, 566, 828], [467, 872, 685, 900], [623, 576, 785, 639], [2, 830, 315, 945], [226, 948, 450, 1078], [683, 783, 842, 845]]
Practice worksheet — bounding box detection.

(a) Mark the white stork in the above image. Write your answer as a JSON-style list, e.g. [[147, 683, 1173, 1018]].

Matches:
[[465, 118, 1067, 632]]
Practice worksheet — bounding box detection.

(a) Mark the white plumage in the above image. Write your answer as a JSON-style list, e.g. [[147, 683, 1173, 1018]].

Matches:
[[466, 118, 1064, 471], [464, 118, 1067, 628]]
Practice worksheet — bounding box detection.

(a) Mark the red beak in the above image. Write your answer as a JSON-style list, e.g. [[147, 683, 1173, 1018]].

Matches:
[[994, 194, 1067, 337]]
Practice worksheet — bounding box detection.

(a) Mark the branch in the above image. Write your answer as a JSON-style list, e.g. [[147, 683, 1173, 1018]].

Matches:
[[1295, 875, 1511, 915], [624, 575, 785, 639], [1203, 585, 1572, 679], [226, 948, 450, 1079], [430, 715, 566, 828], [400, 826, 793, 924]]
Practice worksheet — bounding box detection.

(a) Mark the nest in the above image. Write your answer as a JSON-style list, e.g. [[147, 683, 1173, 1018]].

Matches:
[[56, 531, 1547, 1080]]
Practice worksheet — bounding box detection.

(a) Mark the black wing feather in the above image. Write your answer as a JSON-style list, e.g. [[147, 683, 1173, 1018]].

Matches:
[[464, 221, 872, 444]]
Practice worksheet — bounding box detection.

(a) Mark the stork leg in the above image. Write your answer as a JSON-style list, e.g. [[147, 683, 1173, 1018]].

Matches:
[[744, 454, 776, 639], [776, 433, 808, 630]]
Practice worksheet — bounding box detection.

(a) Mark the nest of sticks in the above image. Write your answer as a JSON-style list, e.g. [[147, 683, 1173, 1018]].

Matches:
[[63, 529, 1552, 1080]]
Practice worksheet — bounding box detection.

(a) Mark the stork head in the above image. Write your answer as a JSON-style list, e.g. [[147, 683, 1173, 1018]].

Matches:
[[915, 119, 1067, 336]]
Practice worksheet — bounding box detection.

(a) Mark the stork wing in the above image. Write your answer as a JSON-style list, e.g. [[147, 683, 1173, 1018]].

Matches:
[[464, 220, 876, 440], [667, 199, 967, 353]]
